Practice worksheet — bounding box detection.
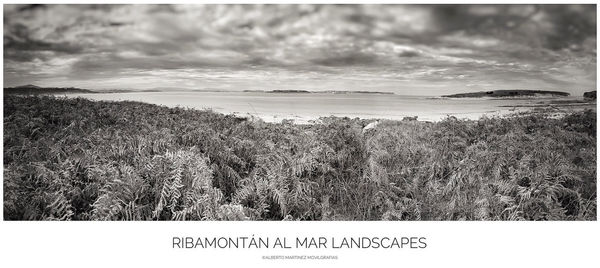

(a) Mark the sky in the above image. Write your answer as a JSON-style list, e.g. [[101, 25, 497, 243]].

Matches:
[[3, 4, 597, 96]]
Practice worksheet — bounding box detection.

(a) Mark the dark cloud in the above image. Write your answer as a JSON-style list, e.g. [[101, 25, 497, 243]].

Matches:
[[398, 50, 420, 57], [543, 5, 596, 50], [17, 4, 47, 12], [429, 4, 596, 51], [3, 23, 83, 61], [107, 22, 127, 27]]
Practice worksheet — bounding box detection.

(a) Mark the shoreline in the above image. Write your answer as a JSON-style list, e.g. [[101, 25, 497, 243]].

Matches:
[[37, 93, 597, 125]]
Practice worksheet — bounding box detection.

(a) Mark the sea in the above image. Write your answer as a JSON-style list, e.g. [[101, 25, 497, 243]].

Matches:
[[65, 91, 592, 123]]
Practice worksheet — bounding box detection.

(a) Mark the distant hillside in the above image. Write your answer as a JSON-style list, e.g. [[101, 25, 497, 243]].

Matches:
[[270, 89, 311, 93], [442, 90, 570, 98], [584, 91, 596, 100], [4, 85, 96, 95]]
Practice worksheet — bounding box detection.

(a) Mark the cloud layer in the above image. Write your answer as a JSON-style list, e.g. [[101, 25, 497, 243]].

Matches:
[[3, 4, 597, 95]]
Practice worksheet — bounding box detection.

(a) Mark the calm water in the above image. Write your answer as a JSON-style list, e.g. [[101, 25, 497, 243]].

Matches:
[[66, 91, 586, 123]]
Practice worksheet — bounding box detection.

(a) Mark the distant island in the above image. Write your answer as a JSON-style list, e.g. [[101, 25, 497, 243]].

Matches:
[[243, 89, 395, 95], [100, 89, 162, 93], [442, 90, 570, 98], [270, 89, 311, 93], [4, 85, 96, 95]]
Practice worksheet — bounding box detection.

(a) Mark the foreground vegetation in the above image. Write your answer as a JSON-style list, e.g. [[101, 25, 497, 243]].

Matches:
[[3, 95, 596, 220]]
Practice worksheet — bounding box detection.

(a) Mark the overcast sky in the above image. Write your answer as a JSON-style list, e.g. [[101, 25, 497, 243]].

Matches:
[[3, 4, 597, 95]]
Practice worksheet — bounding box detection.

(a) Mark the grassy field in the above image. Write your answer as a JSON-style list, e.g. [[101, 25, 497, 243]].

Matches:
[[3, 95, 596, 220]]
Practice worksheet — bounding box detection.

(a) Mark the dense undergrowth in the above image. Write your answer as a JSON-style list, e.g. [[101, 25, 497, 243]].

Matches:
[[3, 95, 596, 220]]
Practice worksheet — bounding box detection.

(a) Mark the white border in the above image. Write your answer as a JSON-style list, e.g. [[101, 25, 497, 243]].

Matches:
[[1, 1, 598, 267]]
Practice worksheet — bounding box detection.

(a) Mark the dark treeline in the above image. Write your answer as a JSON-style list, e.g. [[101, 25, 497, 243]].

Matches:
[[3, 95, 596, 220]]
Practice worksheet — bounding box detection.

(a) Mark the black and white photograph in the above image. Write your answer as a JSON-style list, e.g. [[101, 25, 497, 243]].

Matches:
[[2, 3, 597, 222]]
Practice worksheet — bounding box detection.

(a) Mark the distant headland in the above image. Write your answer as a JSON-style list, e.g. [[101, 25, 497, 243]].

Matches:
[[4, 85, 97, 95], [2, 85, 168, 94], [442, 90, 570, 98]]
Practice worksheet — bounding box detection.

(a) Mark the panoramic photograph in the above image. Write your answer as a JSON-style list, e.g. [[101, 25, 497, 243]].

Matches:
[[3, 4, 596, 220]]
